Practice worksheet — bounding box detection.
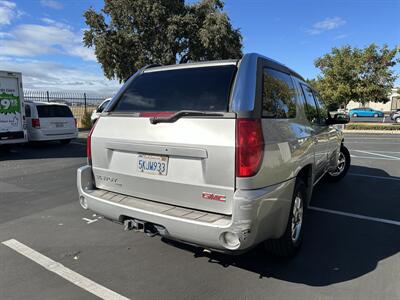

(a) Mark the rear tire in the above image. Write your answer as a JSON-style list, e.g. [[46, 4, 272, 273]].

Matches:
[[60, 139, 71, 145], [264, 179, 306, 257], [326, 145, 350, 182]]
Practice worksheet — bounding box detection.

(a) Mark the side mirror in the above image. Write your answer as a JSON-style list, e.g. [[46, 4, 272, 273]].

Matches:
[[327, 113, 350, 125]]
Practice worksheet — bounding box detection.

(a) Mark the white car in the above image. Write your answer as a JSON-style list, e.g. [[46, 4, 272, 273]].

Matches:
[[91, 98, 111, 125], [25, 101, 78, 144]]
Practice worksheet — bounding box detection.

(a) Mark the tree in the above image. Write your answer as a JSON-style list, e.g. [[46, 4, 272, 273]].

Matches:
[[83, 0, 242, 82], [309, 44, 398, 109]]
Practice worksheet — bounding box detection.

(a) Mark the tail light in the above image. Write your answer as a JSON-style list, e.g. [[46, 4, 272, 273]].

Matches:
[[87, 122, 97, 165], [235, 119, 264, 177], [32, 118, 40, 129]]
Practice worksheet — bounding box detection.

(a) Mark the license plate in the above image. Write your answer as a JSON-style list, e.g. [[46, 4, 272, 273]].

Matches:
[[53, 122, 64, 128], [137, 154, 168, 176]]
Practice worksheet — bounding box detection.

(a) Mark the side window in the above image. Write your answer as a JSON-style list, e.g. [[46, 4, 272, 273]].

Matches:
[[97, 100, 109, 113], [312, 92, 329, 124], [25, 105, 31, 118], [300, 84, 320, 124], [262, 68, 296, 118]]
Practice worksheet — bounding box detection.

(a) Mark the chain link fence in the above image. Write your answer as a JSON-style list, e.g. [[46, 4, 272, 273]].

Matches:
[[23, 90, 111, 128]]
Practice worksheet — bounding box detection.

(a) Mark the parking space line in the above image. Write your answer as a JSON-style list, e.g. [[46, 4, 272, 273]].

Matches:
[[352, 150, 400, 160], [353, 150, 400, 154], [1, 239, 130, 300], [348, 173, 400, 181], [351, 155, 400, 161], [346, 142, 400, 145], [344, 137, 400, 140], [309, 206, 400, 226]]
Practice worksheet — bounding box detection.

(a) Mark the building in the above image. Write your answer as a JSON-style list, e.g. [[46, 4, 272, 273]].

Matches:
[[346, 88, 399, 112]]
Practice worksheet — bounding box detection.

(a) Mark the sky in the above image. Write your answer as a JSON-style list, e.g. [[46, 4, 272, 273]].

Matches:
[[0, 0, 399, 97]]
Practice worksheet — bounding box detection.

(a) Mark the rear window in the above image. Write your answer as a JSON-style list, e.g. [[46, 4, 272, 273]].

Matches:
[[37, 105, 73, 118], [112, 65, 236, 113]]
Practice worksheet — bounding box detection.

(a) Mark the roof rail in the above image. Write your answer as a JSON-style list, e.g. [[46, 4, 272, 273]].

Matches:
[[142, 64, 162, 71]]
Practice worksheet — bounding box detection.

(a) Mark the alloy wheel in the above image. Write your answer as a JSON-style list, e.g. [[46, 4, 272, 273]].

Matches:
[[329, 151, 346, 177], [291, 195, 303, 243]]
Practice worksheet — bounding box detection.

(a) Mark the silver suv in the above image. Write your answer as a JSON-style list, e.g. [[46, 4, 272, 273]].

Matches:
[[77, 53, 350, 257]]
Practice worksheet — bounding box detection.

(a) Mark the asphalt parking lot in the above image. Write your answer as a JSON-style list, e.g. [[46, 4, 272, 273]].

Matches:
[[1, 134, 399, 300]]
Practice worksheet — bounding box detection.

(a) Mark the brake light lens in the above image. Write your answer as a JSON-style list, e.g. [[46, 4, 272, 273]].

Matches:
[[236, 119, 264, 177], [32, 118, 40, 129], [87, 122, 97, 165]]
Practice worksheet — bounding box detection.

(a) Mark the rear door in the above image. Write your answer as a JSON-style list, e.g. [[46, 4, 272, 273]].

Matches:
[[37, 105, 76, 135], [300, 84, 330, 180], [91, 64, 237, 215]]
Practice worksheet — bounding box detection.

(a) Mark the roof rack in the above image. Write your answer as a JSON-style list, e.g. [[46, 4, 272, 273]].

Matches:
[[142, 64, 162, 71]]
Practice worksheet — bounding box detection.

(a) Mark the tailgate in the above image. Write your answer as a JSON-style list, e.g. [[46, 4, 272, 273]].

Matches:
[[40, 117, 75, 135], [91, 116, 236, 215]]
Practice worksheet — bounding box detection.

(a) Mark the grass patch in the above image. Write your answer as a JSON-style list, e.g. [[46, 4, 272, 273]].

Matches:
[[345, 123, 400, 131]]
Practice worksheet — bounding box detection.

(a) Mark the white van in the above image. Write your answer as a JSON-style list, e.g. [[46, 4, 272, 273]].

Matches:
[[0, 71, 27, 145], [25, 101, 78, 144]]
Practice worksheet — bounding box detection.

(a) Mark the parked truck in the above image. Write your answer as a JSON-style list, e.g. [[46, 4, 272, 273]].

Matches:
[[0, 71, 27, 145]]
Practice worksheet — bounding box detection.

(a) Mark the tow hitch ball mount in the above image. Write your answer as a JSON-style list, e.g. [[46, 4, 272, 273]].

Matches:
[[123, 219, 163, 237]]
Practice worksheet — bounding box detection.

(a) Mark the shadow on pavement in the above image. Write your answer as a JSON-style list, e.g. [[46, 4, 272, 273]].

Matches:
[[162, 165, 400, 286], [0, 139, 86, 160]]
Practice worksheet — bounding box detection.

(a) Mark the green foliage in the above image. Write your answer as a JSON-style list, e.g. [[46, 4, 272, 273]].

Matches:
[[81, 110, 92, 129], [309, 44, 399, 108], [345, 123, 400, 131], [83, 0, 243, 82]]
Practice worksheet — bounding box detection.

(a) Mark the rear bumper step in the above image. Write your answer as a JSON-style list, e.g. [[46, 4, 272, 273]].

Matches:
[[77, 165, 295, 252]]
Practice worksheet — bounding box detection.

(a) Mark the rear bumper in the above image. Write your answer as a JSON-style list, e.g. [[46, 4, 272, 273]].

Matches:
[[28, 130, 78, 141], [77, 165, 295, 253]]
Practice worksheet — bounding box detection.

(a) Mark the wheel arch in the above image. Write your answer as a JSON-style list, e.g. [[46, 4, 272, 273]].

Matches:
[[295, 164, 313, 205]]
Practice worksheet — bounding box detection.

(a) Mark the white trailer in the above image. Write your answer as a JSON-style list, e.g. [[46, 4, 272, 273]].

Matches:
[[0, 70, 27, 145]]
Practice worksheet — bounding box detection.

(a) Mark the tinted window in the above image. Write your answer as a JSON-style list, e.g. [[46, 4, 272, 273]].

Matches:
[[25, 105, 31, 117], [97, 100, 110, 113], [262, 68, 296, 118], [37, 105, 73, 118], [312, 92, 328, 124], [113, 65, 236, 112], [300, 84, 320, 124]]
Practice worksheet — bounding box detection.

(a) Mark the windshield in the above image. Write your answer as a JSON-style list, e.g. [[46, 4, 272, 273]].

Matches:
[[112, 65, 236, 113]]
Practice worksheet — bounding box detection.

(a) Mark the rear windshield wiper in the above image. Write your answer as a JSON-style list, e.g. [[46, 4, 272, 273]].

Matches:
[[150, 110, 225, 124]]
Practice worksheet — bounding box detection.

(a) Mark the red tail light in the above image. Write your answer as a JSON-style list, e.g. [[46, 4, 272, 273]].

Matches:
[[87, 122, 97, 165], [236, 119, 264, 177], [32, 118, 40, 129]]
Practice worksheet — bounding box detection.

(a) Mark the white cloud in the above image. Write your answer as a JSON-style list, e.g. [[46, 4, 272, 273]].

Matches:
[[0, 0, 22, 27], [0, 58, 120, 96], [334, 33, 349, 40], [0, 21, 96, 61], [307, 17, 346, 35], [40, 0, 63, 10]]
